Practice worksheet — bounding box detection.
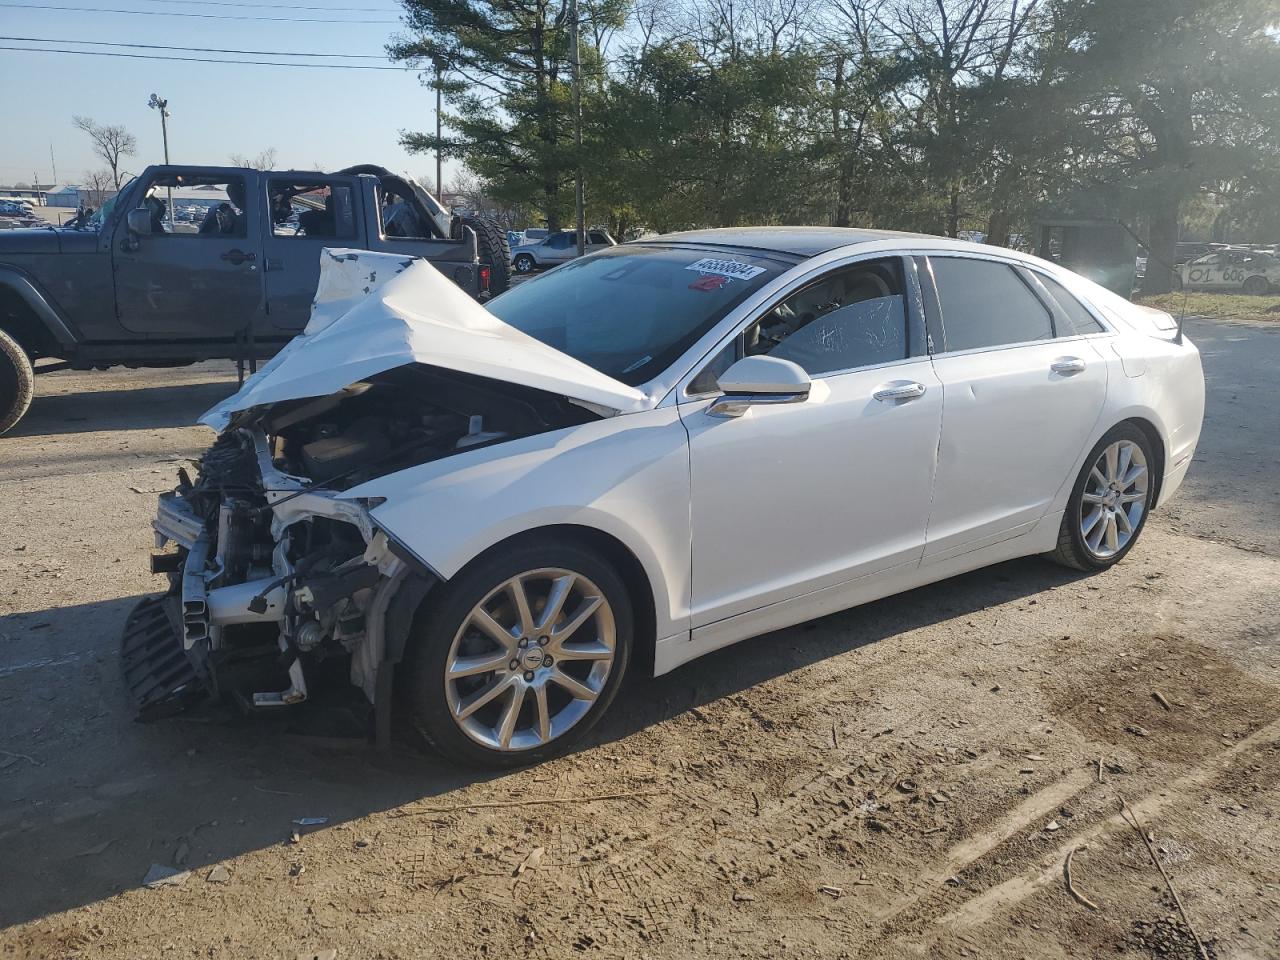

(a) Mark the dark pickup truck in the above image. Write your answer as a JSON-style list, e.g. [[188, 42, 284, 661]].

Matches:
[[0, 163, 510, 434]]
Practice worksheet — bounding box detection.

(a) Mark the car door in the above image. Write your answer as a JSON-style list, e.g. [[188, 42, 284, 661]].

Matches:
[[920, 254, 1109, 561], [679, 255, 944, 629], [1183, 253, 1225, 289], [113, 170, 264, 337], [260, 175, 361, 331]]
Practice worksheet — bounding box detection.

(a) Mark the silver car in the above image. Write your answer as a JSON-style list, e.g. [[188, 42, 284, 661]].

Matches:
[[511, 229, 616, 273]]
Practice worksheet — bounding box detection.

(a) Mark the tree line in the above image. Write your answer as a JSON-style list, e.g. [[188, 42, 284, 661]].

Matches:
[[391, 0, 1280, 293]]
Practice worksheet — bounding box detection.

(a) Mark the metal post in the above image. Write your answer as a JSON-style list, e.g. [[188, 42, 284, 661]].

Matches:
[[148, 94, 174, 229], [434, 57, 444, 198], [569, 0, 585, 256]]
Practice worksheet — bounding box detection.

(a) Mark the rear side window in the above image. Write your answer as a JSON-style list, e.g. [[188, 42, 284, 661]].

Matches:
[[1037, 274, 1105, 335], [930, 257, 1054, 351]]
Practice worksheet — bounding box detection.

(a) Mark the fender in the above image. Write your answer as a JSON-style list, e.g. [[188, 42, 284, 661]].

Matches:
[[0, 265, 78, 348], [340, 407, 694, 645]]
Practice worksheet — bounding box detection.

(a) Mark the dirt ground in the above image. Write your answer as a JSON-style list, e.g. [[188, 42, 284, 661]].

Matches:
[[1, 318, 1278, 960]]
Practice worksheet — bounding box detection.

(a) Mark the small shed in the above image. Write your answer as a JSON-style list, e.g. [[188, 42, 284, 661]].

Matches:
[[1033, 219, 1137, 297]]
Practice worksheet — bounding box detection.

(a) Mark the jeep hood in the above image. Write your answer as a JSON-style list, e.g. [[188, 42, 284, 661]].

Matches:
[[201, 249, 648, 430]]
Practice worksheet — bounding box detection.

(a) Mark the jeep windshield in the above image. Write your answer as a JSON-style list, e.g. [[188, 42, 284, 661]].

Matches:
[[485, 244, 785, 386], [85, 178, 134, 231]]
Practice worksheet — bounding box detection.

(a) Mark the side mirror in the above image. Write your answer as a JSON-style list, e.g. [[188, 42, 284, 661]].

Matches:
[[126, 207, 153, 237], [707, 355, 811, 419]]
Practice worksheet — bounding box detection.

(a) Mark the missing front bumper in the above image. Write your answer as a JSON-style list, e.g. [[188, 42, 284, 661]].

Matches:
[[120, 595, 205, 721]]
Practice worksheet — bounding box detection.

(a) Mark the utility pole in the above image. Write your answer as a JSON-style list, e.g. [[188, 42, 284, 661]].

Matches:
[[569, 0, 585, 256], [148, 93, 173, 228], [433, 57, 444, 198], [49, 144, 57, 187]]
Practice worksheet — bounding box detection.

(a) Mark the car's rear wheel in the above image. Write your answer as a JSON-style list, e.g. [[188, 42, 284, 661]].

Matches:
[[1049, 424, 1155, 572], [513, 254, 536, 274], [1243, 275, 1269, 295], [404, 539, 633, 767], [0, 328, 34, 435]]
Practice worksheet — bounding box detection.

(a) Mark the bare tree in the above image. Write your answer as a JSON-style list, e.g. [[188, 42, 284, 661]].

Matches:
[[82, 169, 115, 208], [72, 116, 137, 191], [228, 148, 279, 170]]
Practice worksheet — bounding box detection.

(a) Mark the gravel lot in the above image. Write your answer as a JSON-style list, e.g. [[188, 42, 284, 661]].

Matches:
[[1, 317, 1277, 960]]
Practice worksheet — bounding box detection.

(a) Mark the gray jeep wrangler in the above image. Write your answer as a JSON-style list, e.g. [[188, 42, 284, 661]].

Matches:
[[0, 163, 510, 434]]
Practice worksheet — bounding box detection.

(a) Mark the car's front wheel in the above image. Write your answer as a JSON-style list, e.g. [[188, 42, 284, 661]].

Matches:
[[0, 328, 34, 436], [404, 539, 633, 767], [513, 254, 536, 274], [1049, 423, 1155, 571]]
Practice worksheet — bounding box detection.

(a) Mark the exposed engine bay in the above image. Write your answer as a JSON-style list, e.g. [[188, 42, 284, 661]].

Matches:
[[130, 365, 598, 724]]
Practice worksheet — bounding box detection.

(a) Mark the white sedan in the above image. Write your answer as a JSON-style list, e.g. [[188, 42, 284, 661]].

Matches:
[[1180, 248, 1279, 294], [139, 229, 1204, 767]]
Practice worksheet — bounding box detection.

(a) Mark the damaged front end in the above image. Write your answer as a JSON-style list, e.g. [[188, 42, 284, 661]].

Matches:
[[127, 362, 601, 734], [122, 252, 644, 739]]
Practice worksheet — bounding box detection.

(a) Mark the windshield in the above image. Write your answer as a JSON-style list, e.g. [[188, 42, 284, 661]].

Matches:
[[486, 245, 787, 385], [86, 177, 134, 231]]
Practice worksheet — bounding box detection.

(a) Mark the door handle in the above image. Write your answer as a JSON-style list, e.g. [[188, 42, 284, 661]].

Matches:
[[1050, 357, 1086, 375], [221, 249, 256, 266], [873, 381, 927, 403]]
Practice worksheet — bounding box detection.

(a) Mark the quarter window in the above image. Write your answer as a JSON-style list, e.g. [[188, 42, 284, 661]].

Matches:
[[744, 258, 909, 377], [1037, 274, 1104, 335], [930, 257, 1054, 351]]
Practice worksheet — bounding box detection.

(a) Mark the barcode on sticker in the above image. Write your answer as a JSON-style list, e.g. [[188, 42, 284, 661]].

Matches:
[[684, 258, 766, 282]]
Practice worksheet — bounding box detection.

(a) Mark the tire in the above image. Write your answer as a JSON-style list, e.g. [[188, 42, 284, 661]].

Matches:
[[513, 253, 536, 274], [1048, 423, 1156, 572], [0, 327, 34, 435], [1242, 275, 1268, 296], [455, 215, 511, 296], [403, 538, 633, 768]]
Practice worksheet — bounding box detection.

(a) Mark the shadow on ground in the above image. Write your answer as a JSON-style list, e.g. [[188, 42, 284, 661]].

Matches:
[[10, 380, 239, 438], [0, 554, 1085, 928]]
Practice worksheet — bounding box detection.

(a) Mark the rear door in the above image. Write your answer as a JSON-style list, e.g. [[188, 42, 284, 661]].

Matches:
[[260, 174, 360, 331], [113, 169, 264, 337], [921, 254, 1109, 561]]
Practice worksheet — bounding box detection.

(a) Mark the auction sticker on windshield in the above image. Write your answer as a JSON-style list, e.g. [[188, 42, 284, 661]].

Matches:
[[684, 257, 767, 282]]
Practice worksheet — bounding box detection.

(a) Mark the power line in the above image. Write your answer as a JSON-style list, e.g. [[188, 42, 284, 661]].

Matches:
[[0, 2, 398, 22], [1, 34, 388, 56], [0, 44, 415, 67], [126, 0, 397, 9]]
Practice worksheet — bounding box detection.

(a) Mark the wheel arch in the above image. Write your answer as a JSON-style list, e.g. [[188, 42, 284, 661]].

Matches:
[[0, 267, 75, 358], [434, 523, 660, 678]]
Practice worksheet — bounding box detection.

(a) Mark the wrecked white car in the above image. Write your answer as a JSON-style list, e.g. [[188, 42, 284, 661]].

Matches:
[[130, 230, 1203, 767]]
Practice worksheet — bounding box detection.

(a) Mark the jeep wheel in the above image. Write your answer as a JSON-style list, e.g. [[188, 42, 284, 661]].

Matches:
[[514, 254, 536, 274], [455, 215, 512, 296], [0, 328, 34, 435]]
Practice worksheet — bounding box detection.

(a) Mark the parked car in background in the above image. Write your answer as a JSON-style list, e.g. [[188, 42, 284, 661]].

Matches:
[[136, 228, 1203, 767], [510, 229, 617, 273], [1180, 248, 1279, 294], [0, 162, 510, 435]]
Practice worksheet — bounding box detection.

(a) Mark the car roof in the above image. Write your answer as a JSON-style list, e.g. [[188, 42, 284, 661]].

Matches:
[[642, 226, 935, 258]]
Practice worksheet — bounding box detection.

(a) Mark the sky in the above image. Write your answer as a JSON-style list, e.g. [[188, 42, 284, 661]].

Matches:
[[0, 1, 462, 189]]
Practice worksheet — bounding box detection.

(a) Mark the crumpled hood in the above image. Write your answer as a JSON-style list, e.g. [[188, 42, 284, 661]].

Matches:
[[201, 249, 648, 430]]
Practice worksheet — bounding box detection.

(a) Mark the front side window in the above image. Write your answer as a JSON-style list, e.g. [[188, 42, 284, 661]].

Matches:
[[1037, 273, 1105, 336], [266, 180, 356, 239], [930, 256, 1054, 351], [132, 174, 247, 238], [744, 258, 909, 377], [486, 245, 784, 385]]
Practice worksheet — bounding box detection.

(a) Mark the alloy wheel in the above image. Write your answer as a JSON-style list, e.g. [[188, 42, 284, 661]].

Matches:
[[1080, 439, 1149, 559], [443, 568, 616, 752]]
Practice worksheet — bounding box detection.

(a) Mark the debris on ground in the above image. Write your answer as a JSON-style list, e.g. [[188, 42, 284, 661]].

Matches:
[[142, 864, 191, 889], [206, 865, 231, 883]]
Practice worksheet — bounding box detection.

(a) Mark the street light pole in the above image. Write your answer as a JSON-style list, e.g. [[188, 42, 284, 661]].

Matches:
[[433, 57, 443, 198], [569, 0, 585, 256], [148, 93, 173, 228]]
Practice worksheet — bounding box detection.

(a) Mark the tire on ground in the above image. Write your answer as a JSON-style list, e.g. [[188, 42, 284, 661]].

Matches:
[[1048, 422, 1156, 572], [0, 327, 34, 435], [454, 215, 512, 296], [403, 537, 634, 768]]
